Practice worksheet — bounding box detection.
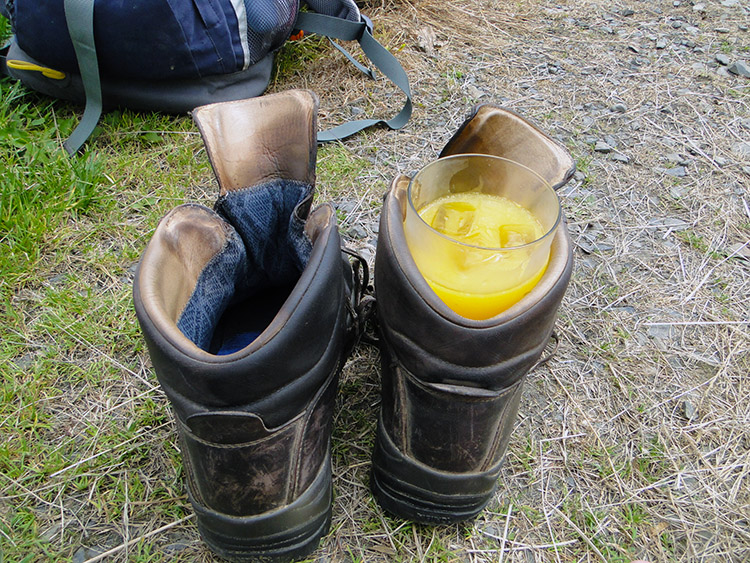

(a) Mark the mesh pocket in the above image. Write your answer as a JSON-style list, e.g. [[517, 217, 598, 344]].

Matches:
[[244, 0, 298, 65], [304, 0, 359, 21]]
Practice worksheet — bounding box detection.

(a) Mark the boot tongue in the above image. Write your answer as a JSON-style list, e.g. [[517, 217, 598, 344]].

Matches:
[[192, 90, 319, 195], [440, 105, 575, 191]]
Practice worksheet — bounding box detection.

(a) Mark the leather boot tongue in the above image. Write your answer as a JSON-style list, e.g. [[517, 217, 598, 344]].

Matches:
[[192, 90, 320, 195]]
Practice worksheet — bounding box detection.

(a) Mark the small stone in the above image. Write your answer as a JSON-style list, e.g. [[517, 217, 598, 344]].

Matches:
[[356, 243, 376, 265], [482, 524, 501, 537], [347, 225, 368, 239], [647, 324, 674, 341], [648, 217, 689, 230], [671, 21, 683, 29], [656, 38, 668, 49], [670, 185, 688, 198], [336, 199, 358, 215], [683, 400, 698, 421], [727, 242, 750, 261], [612, 152, 630, 163], [41, 523, 62, 542], [665, 166, 688, 177], [603, 135, 618, 148], [612, 305, 636, 314], [594, 141, 614, 153], [621, 8, 635, 16], [692, 2, 706, 11], [733, 142, 750, 158], [665, 152, 690, 166], [728, 61, 750, 78], [416, 26, 438, 54], [350, 106, 364, 116], [715, 53, 731, 66], [714, 156, 728, 167], [720, 0, 738, 5], [717, 67, 732, 78], [164, 541, 191, 554], [685, 26, 700, 34], [466, 83, 486, 99], [73, 547, 104, 563], [12, 353, 35, 370], [602, 26, 614, 34], [714, 27, 732, 34], [611, 103, 627, 113]]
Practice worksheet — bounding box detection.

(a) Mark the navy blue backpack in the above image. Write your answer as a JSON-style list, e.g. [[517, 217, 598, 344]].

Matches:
[[0, 0, 411, 153]]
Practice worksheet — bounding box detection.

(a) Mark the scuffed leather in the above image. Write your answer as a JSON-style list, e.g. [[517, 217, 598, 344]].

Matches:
[[133, 92, 347, 534], [377, 179, 573, 388], [192, 90, 318, 195], [441, 104, 576, 191], [180, 374, 337, 517], [135, 204, 235, 337], [374, 103, 575, 474], [379, 348, 525, 473]]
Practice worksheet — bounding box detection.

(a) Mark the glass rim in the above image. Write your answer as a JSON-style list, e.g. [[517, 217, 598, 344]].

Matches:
[[407, 153, 562, 251]]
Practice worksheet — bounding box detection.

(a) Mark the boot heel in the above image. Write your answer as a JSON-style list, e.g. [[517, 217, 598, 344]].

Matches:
[[193, 458, 332, 562], [371, 418, 499, 524]]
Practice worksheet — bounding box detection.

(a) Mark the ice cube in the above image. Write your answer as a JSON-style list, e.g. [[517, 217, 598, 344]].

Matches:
[[498, 224, 537, 247], [431, 201, 476, 239]]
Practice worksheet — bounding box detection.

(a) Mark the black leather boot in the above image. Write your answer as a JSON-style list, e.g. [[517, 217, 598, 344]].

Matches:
[[371, 105, 576, 524], [133, 91, 354, 561]]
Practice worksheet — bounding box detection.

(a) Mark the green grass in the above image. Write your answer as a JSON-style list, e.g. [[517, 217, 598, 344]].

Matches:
[[272, 34, 331, 84], [0, 47, 205, 559]]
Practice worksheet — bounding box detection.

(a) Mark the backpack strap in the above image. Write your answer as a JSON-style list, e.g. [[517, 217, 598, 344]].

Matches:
[[62, 0, 101, 155], [294, 11, 412, 142], [51, 1, 411, 153]]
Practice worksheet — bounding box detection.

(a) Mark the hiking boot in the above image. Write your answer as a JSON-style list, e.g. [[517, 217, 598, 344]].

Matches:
[[133, 91, 355, 561], [371, 104, 576, 524]]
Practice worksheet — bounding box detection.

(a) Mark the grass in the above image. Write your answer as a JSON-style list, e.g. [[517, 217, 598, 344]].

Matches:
[[3, 0, 750, 562]]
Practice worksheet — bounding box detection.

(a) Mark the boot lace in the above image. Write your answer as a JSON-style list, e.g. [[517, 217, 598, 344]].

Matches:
[[342, 247, 379, 346]]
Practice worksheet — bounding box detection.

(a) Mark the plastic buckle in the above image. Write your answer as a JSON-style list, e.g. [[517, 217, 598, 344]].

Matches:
[[361, 14, 373, 36]]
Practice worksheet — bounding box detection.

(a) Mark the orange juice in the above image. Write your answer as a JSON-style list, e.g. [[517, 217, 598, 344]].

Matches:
[[414, 192, 548, 319]]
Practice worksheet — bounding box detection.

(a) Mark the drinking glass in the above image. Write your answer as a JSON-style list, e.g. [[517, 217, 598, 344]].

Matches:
[[404, 154, 561, 320]]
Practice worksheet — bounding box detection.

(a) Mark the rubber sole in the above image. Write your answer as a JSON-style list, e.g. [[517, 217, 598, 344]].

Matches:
[[189, 459, 332, 562], [370, 419, 500, 525]]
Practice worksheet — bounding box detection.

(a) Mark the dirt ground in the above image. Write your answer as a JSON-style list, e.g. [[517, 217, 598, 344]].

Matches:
[[293, 0, 749, 561]]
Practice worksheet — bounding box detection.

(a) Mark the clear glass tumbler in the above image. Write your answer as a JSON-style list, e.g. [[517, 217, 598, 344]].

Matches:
[[404, 154, 561, 320]]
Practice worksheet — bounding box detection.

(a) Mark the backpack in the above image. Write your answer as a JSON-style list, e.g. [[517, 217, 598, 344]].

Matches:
[[0, 0, 411, 154]]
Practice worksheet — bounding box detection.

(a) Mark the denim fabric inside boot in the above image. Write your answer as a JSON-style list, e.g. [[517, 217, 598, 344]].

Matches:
[[176, 181, 313, 354]]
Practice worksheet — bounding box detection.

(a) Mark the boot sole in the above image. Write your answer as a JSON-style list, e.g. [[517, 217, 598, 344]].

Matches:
[[370, 418, 500, 525], [190, 458, 332, 562]]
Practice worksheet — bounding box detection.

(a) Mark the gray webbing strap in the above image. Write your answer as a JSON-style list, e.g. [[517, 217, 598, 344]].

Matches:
[[59, 5, 409, 152], [62, 0, 101, 155], [294, 11, 412, 142]]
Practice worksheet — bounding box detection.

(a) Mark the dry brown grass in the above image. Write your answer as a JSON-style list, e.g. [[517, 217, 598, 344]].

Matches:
[[298, 0, 750, 561]]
